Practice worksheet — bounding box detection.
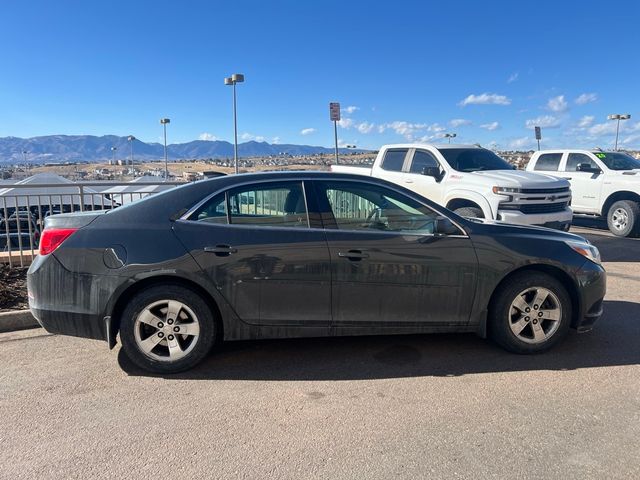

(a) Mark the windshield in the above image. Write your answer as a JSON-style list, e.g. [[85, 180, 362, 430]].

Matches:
[[438, 148, 514, 172], [594, 152, 640, 171]]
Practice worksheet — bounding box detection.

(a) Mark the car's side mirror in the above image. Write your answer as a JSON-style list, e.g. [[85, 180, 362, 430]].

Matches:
[[435, 216, 460, 235], [422, 166, 442, 181], [577, 163, 602, 174]]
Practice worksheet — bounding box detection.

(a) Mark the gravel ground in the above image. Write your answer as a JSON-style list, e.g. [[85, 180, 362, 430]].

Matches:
[[0, 264, 28, 311]]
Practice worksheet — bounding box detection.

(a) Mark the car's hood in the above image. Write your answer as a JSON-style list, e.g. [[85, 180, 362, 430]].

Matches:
[[468, 217, 588, 242], [470, 169, 570, 189]]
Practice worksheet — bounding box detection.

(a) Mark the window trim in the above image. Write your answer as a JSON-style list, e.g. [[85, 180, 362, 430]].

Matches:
[[406, 148, 441, 174], [180, 176, 469, 238]]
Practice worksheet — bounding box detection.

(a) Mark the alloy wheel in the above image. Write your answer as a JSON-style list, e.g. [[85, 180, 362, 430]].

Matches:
[[508, 287, 562, 344], [133, 300, 200, 362], [612, 207, 629, 231]]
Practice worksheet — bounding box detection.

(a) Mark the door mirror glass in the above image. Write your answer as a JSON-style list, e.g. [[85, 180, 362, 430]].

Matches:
[[421, 166, 441, 179], [577, 163, 601, 174], [435, 216, 460, 235]]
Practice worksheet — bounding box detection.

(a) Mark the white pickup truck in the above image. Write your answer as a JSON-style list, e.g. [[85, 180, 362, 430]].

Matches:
[[526, 149, 640, 237], [331, 144, 572, 230]]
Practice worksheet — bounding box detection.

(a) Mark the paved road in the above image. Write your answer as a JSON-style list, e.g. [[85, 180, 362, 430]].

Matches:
[[1, 226, 639, 479]]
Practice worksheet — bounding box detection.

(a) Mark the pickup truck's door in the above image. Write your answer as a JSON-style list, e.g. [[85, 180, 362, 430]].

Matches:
[[312, 180, 477, 328], [558, 153, 603, 213], [402, 148, 445, 204]]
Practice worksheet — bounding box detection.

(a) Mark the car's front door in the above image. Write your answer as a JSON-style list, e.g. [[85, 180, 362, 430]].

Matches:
[[559, 153, 603, 213], [312, 180, 478, 328], [173, 180, 331, 327], [402, 148, 445, 203]]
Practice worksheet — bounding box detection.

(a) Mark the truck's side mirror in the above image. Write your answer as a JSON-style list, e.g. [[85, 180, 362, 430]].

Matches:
[[421, 166, 442, 181], [577, 163, 602, 174], [435, 216, 460, 235]]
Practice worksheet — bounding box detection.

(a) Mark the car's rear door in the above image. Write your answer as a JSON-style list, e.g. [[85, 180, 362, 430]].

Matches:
[[312, 179, 477, 328], [173, 180, 331, 328]]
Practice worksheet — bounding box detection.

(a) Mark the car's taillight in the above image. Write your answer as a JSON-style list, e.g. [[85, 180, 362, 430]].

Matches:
[[39, 228, 78, 255]]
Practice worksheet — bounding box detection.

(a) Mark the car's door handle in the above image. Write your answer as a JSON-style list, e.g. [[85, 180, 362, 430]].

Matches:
[[338, 250, 369, 261], [204, 245, 238, 256], [405, 179, 414, 184]]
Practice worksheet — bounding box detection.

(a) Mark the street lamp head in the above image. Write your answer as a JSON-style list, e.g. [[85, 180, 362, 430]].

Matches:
[[231, 73, 244, 83], [224, 77, 233, 85], [608, 114, 621, 120], [160, 118, 171, 124], [111, 146, 117, 151], [621, 114, 631, 120], [127, 135, 136, 142]]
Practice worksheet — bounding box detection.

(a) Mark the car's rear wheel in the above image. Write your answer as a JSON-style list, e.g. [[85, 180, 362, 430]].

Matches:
[[120, 284, 216, 373], [489, 272, 571, 354], [607, 200, 640, 237]]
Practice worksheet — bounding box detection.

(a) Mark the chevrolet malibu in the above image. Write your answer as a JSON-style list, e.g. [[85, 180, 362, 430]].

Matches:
[[27, 172, 606, 373]]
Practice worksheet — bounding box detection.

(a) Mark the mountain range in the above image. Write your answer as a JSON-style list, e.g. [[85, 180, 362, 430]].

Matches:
[[0, 135, 363, 163]]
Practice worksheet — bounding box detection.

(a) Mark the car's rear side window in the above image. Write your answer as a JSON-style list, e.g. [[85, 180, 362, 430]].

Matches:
[[227, 182, 309, 228], [533, 153, 562, 171], [189, 193, 228, 223], [381, 149, 408, 172]]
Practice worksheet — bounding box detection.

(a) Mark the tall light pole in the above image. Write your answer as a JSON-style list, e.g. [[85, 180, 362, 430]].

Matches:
[[160, 118, 171, 180], [111, 146, 117, 165], [444, 133, 457, 144], [127, 135, 135, 165], [607, 114, 631, 151], [224, 73, 244, 174]]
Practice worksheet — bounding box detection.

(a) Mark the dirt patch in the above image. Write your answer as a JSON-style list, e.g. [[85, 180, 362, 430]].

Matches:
[[0, 264, 28, 311]]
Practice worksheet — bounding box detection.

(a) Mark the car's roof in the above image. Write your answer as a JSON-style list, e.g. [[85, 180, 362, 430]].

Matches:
[[534, 149, 619, 154], [380, 143, 482, 150]]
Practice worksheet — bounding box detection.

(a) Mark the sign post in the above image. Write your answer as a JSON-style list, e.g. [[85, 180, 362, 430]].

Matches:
[[330, 102, 340, 163], [534, 126, 542, 151]]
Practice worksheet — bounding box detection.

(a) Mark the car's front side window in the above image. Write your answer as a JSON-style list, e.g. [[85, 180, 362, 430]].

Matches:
[[409, 150, 440, 174], [566, 153, 598, 172], [317, 181, 440, 234]]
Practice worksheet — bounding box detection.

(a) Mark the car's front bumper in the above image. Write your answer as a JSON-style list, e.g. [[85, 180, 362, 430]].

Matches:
[[573, 259, 606, 332], [497, 207, 573, 229]]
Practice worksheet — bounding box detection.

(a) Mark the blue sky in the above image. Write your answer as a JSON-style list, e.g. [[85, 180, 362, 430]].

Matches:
[[1, 0, 639, 150]]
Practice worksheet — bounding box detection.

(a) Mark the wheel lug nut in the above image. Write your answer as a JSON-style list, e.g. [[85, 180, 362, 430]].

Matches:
[[158, 332, 164, 338], [533, 319, 538, 324], [525, 316, 530, 321], [167, 319, 174, 325], [168, 335, 174, 341], [525, 308, 530, 313], [173, 326, 180, 332], [534, 305, 539, 310], [538, 312, 543, 317], [157, 322, 164, 328]]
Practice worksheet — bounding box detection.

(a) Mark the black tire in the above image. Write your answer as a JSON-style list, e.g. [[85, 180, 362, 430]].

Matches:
[[453, 206, 484, 219], [488, 272, 572, 354], [606, 200, 640, 237], [120, 284, 217, 374]]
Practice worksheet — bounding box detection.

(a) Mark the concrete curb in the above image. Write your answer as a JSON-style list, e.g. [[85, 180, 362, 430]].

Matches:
[[0, 309, 40, 333]]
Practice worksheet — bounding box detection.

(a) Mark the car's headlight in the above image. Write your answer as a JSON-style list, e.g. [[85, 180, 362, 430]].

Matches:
[[492, 186, 521, 194], [566, 240, 601, 265]]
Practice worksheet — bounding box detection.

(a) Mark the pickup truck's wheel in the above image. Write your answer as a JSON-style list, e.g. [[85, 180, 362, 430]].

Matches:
[[453, 206, 484, 219], [120, 285, 217, 374], [607, 200, 640, 237], [489, 272, 571, 354]]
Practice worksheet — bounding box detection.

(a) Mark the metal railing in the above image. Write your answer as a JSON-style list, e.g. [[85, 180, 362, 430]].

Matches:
[[0, 181, 183, 267]]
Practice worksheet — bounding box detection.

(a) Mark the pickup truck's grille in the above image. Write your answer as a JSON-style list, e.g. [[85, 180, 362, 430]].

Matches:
[[503, 202, 569, 214], [519, 187, 570, 194]]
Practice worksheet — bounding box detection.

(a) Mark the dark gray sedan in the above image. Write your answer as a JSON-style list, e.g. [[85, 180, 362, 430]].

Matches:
[[27, 172, 606, 373]]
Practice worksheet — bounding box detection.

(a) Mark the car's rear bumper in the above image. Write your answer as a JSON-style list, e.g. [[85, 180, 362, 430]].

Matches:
[[573, 260, 606, 332]]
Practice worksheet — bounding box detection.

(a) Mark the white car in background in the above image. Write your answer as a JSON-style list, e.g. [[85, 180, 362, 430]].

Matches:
[[332, 144, 573, 230], [527, 149, 640, 237]]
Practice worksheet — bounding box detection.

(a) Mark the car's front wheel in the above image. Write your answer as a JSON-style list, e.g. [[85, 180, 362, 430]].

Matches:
[[120, 284, 217, 373], [489, 272, 571, 354]]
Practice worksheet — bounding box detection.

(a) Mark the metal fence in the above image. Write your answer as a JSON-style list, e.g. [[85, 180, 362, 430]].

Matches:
[[0, 181, 183, 267]]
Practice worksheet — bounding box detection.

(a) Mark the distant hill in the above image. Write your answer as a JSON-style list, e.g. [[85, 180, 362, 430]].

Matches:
[[0, 135, 364, 163]]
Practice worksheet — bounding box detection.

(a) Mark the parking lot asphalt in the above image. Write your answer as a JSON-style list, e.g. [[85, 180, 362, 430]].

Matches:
[[1, 223, 639, 480]]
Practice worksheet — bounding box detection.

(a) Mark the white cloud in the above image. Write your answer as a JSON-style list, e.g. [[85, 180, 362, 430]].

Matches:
[[588, 122, 617, 137], [272, 136, 281, 144], [547, 95, 568, 112], [575, 93, 598, 105], [509, 137, 533, 149], [449, 118, 472, 128], [338, 118, 354, 128], [300, 128, 316, 135], [525, 115, 561, 129], [577, 115, 595, 128], [356, 122, 375, 134], [507, 72, 519, 83], [459, 93, 511, 106], [479, 121, 500, 131], [240, 132, 265, 142], [344, 105, 359, 114], [198, 132, 217, 141], [377, 121, 445, 141]]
